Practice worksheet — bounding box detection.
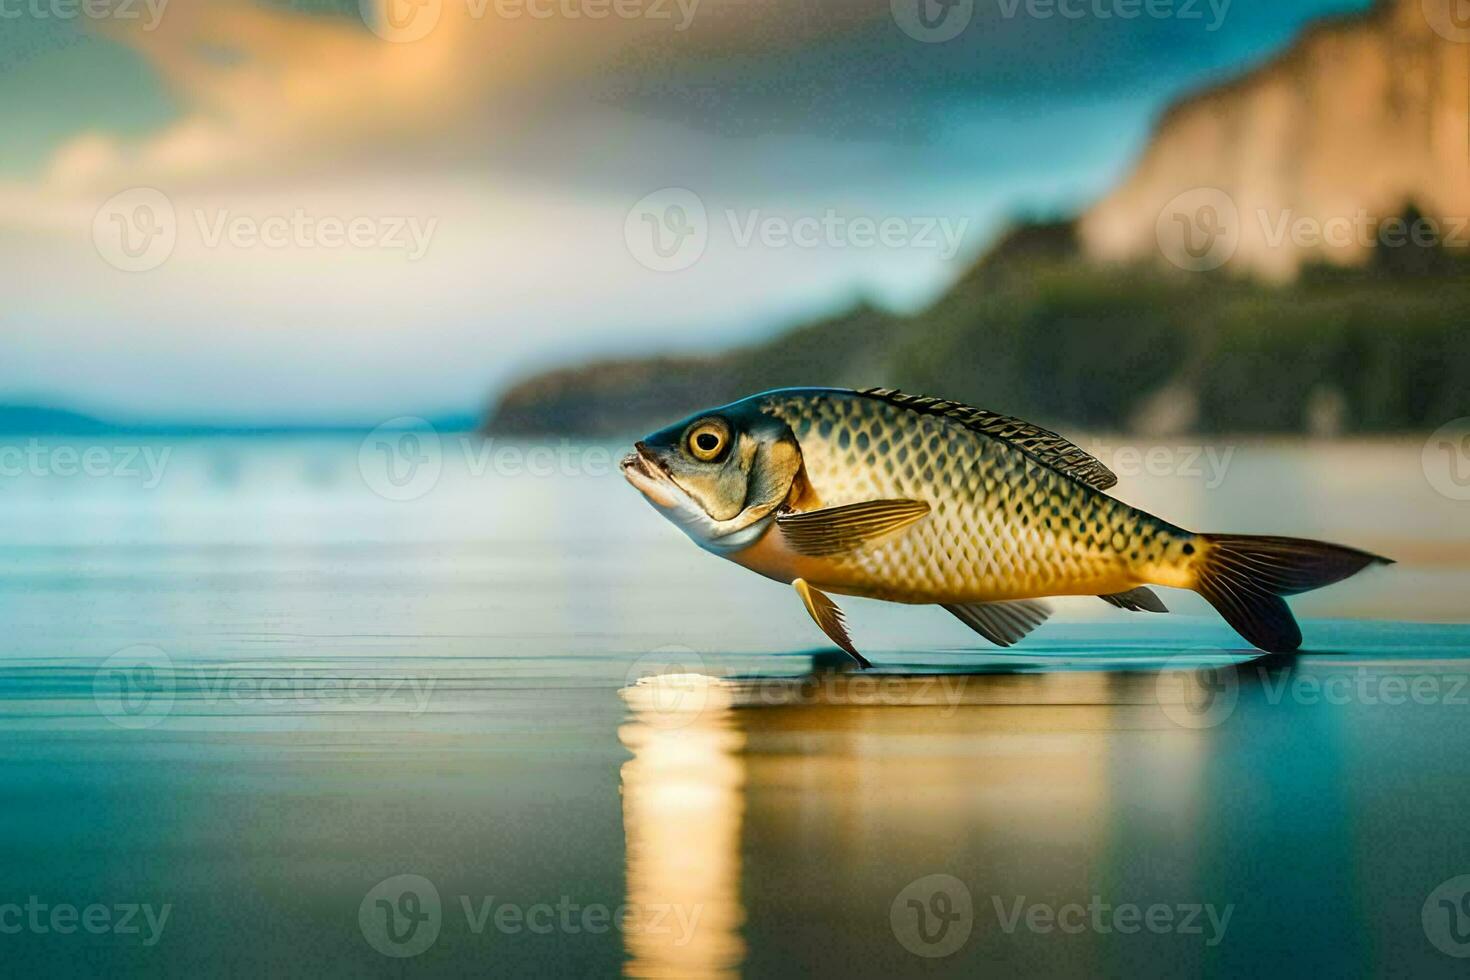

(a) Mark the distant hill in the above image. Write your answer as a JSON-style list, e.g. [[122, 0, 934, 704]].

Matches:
[[0, 406, 482, 435], [485, 0, 1470, 437], [485, 221, 1470, 437], [0, 405, 112, 434], [489, 301, 902, 437]]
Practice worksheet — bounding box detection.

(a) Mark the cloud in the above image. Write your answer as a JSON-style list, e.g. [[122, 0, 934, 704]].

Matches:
[[32, 0, 858, 194], [0, 0, 1368, 420], [43, 1, 494, 191]]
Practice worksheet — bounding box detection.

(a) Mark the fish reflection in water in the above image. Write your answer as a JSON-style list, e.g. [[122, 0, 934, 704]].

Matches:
[[616, 656, 1275, 978], [620, 675, 747, 978]]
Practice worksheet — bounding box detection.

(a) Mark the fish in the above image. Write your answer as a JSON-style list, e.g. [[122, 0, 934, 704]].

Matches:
[[621, 386, 1392, 667]]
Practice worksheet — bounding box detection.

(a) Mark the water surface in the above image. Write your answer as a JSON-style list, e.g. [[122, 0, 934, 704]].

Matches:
[[1, 434, 1467, 976]]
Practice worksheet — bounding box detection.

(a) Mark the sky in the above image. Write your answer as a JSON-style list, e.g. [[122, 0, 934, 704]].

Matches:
[[0, 0, 1371, 424]]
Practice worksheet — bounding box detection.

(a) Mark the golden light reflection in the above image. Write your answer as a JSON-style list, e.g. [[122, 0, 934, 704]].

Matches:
[[618, 675, 746, 979], [618, 666, 1216, 973]]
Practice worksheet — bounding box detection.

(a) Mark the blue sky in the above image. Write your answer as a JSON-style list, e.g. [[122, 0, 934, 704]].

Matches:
[[0, 0, 1371, 423]]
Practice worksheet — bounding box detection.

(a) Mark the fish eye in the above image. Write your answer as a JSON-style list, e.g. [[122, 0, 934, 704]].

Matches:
[[686, 420, 729, 461]]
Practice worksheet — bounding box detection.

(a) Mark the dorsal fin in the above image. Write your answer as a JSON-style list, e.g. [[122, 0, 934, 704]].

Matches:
[[859, 388, 1117, 491]]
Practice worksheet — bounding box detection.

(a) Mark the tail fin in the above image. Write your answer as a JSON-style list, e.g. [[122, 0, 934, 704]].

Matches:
[[1194, 534, 1394, 653]]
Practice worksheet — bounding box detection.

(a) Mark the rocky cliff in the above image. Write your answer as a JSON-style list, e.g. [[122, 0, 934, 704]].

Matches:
[[1080, 0, 1470, 281]]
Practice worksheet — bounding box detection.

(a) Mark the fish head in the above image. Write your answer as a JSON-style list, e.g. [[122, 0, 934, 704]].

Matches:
[[622, 398, 802, 550]]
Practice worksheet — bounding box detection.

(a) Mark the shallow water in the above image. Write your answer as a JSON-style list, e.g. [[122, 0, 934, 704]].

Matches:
[[1, 434, 1467, 976]]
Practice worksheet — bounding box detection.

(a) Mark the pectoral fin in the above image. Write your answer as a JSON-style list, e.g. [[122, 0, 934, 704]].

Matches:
[[942, 599, 1052, 647], [793, 578, 871, 669], [1098, 587, 1168, 613], [777, 499, 930, 557]]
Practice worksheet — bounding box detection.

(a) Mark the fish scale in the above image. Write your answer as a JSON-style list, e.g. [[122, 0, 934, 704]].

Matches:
[[761, 389, 1197, 602]]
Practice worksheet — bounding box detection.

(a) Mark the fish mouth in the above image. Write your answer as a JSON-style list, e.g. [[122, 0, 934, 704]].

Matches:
[[621, 442, 681, 508], [621, 442, 670, 481]]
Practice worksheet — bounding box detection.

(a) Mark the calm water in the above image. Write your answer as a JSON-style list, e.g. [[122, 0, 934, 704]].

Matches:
[[1, 432, 1468, 977]]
